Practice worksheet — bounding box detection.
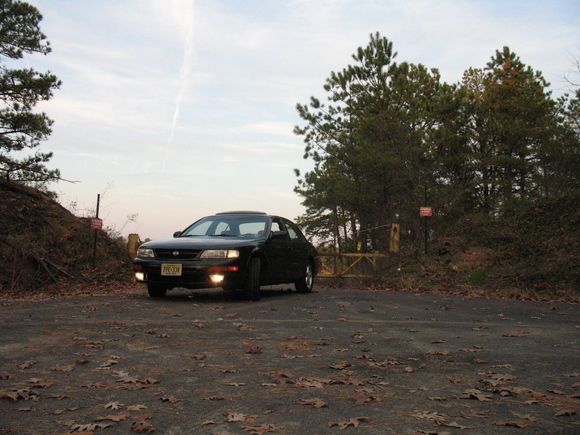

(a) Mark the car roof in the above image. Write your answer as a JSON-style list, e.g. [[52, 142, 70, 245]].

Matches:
[[215, 211, 267, 215]]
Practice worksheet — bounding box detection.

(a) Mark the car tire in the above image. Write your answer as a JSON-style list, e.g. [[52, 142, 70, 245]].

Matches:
[[147, 283, 167, 298], [295, 261, 314, 293], [245, 257, 261, 301]]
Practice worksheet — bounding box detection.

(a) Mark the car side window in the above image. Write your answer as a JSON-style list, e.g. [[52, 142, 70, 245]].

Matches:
[[271, 221, 282, 232], [284, 220, 304, 241], [286, 223, 298, 240]]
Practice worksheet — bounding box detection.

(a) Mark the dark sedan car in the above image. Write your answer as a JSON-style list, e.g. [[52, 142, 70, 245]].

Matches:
[[133, 212, 317, 300]]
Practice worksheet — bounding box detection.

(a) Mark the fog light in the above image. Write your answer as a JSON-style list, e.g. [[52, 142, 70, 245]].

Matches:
[[135, 272, 145, 282], [209, 274, 224, 284]]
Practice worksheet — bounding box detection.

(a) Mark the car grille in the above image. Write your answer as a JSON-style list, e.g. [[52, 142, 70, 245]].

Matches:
[[155, 249, 201, 260]]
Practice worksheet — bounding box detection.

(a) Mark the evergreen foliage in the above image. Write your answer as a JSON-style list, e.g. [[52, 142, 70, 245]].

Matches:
[[295, 33, 579, 251], [0, 0, 60, 184]]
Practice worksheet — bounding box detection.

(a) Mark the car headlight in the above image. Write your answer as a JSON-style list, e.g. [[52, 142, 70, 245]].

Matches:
[[137, 247, 155, 258], [200, 249, 239, 259]]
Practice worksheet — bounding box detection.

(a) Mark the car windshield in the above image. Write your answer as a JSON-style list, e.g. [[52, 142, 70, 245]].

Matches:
[[180, 215, 268, 238]]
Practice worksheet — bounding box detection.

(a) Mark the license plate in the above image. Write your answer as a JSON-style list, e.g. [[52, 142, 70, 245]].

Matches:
[[161, 263, 182, 276]]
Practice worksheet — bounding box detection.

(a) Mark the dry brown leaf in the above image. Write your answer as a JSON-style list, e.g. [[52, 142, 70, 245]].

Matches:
[[427, 350, 449, 356], [296, 377, 330, 388], [555, 409, 577, 417], [460, 389, 493, 402], [201, 420, 215, 426], [70, 423, 112, 432], [223, 381, 245, 387], [50, 364, 75, 372], [436, 420, 471, 429], [131, 417, 155, 433], [460, 410, 489, 419], [410, 411, 448, 423], [104, 401, 123, 410], [329, 362, 351, 370], [494, 419, 528, 428], [225, 412, 257, 423], [16, 407, 32, 412], [81, 382, 107, 389], [352, 393, 380, 405], [26, 378, 55, 388], [160, 395, 180, 404], [0, 388, 39, 401], [242, 423, 278, 434], [95, 413, 129, 422], [245, 346, 262, 354], [127, 404, 147, 412], [328, 416, 370, 429], [193, 352, 208, 360], [296, 398, 327, 408], [17, 360, 36, 370]]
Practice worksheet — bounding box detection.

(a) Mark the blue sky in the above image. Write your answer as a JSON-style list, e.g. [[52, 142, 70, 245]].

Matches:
[[21, 0, 580, 240]]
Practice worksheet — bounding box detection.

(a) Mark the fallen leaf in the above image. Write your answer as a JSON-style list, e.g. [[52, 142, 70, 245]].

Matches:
[[17, 360, 36, 370], [127, 404, 148, 412], [410, 411, 447, 423], [223, 381, 245, 387], [296, 398, 327, 408], [245, 346, 262, 354], [202, 420, 215, 426], [26, 378, 54, 388], [16, 407, 32, 412], [328, 416, 370, 429], [50, 364, 75, 372], [242, 423, 278, 434], [460, 410, 489, 419], [427, 350, 449, 356], [81, 382, 107, 389], [203, 395, 225, 401], [296, 377, 330, 388], [555, 409, 577, 417], [494, 419, 528, 428], [131, 417, 155, 433], [95, 414, 129, 422], [436, 420, 470, 430], [105, 401, 124, 410], [70, 423, 111, 432], [160, 395, 180, 404], [460, 389, 493, 402], [329, 362, 351, 370], [193, 352, 208, 360], [225, 412, 257, 423]]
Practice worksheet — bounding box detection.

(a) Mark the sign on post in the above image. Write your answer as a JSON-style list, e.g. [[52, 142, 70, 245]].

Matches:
[[90, 218, 103, 230], [419, 207, 433, 217]]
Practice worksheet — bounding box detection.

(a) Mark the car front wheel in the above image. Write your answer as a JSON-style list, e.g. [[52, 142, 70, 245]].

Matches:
[[295, 261, 314, 293], [245, 257, 261, 301], [147, 282, 167, 298]]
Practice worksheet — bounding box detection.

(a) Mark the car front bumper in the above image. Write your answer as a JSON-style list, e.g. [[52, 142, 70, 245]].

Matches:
[[133, 257, 246, 290]]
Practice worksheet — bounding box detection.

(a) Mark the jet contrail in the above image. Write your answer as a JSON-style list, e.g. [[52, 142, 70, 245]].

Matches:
[[162, 0, 195, 173]]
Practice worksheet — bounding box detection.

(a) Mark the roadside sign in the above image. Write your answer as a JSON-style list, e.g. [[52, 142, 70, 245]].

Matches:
[[90, 218, 103, 230], [419, 207, 433, 217]]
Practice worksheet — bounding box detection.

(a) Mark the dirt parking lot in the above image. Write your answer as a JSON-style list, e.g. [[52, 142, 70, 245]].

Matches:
[[0, 286, 579, 434]]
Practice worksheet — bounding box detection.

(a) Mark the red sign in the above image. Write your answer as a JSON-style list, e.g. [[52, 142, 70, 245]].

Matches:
[[420, 207, 433, 217], [90, 218, 103, 230]]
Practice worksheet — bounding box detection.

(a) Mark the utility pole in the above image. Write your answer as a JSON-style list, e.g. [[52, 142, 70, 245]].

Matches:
[[92, 194, 100, 268]]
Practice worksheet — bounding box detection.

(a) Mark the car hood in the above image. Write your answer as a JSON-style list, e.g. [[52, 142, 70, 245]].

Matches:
[[142, 237, 262, 250]]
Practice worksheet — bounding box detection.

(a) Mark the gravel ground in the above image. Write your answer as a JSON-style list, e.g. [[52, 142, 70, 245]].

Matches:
[[0, 286, 579, 434]]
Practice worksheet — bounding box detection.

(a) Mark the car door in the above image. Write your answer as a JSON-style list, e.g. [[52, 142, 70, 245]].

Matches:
[[261, 218, 291, 283], [283, 219, 309, 280]]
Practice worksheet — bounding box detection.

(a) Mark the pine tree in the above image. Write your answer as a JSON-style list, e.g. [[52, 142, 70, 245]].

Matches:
[[0, 0, 60, 184]]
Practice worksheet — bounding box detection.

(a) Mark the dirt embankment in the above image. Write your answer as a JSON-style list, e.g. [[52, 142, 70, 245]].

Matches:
[[0, 182, 132, 294]]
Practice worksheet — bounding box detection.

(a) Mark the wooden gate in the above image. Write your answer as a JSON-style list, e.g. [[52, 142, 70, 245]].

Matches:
[[316, 253, 386, 278]]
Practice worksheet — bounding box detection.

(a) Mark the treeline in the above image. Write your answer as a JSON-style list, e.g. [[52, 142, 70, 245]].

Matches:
[[294, 33, 579, 251]]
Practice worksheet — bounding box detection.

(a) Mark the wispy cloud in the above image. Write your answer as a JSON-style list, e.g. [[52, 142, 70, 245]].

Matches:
[[162, 0, 196, 173]]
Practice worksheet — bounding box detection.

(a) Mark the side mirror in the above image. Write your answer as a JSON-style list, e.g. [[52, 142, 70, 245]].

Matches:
[[173, 231, 182, 238], [270, 230, 288, 240]]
